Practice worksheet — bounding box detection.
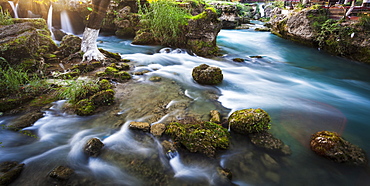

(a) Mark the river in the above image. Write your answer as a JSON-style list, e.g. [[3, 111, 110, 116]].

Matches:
[[1, 23, 370, 185]]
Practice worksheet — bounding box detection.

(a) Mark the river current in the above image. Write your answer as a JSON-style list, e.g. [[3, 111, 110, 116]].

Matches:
[[1, 23, 370, 185]]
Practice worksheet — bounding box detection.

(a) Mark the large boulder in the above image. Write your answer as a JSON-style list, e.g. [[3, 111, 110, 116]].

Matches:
[[58, 35, 82, 59], [228, 108, 271, 134], [186, 8, 222, 56], [310, 131, 368, 166], [0, 18, 57, 67], [192, 64, 223, 85]]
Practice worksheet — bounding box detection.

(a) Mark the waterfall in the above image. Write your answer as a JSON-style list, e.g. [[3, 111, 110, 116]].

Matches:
[[60, 10, 74, 34], [47, 5, 55, 40], [8, 1, 19, 18]]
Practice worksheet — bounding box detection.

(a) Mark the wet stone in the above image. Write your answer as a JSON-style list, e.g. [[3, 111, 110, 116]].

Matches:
[[84, 138, 104, 157], [129, 121, 150, 132], [0, 162, 24, 185], [261, 153, 280, 170], [150, 123, 166, 137], [210, 110, 221, 123]]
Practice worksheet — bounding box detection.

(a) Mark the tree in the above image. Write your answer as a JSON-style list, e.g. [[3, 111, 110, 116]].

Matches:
[[81, 0, 110, 62]]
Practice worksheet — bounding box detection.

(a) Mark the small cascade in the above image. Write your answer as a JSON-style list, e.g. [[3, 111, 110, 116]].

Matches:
[[60, 10, 74, 34], [8, 1, 19, 18], [259, 3, 265, 18], [47, 5, 55, 40]]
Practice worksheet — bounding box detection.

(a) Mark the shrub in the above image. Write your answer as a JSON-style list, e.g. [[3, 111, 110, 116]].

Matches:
[[139, 0, 191, 46], [56, 80, 100, 104]]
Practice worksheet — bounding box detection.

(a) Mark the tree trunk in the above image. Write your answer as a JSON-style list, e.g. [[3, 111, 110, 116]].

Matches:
[[81, 0, 110, 62], [345, 0, 356, 17]]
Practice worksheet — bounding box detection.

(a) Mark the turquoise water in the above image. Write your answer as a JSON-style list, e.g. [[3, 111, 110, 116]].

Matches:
[[1, 26, 370, 185]]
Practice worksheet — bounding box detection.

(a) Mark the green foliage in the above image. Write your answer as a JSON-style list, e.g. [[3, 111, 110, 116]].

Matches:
[[56, 80, 101, 104], [0, 66, 29, 96], [272, 1, 284, 9], [139, 0, 191, 46], [357, 15, 370, 30], [315, 19, 355, 56], [166, 120, 229, 157], [0, 6, 13, 25]]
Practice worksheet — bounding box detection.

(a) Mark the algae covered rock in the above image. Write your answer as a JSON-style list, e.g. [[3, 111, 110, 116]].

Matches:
[[310, 131, 368, 166], [165, 120, 229, 157], [75, 99, 95, 116], [59, 35, 82, 58], [90, 89, 115, 106], [192, 64, 223, 85], [228, 108, 271, 134]]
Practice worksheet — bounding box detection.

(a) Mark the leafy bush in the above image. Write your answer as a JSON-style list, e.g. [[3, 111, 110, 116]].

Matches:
[[139, 0, 191, 46]]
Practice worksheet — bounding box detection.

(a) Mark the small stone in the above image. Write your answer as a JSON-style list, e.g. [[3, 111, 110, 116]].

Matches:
[[49, 166, 74, 180], [232, 58, 245, 62], [150, 123, 166, 137], [129, 121, 150, 132], [161, 140, 176, 154], [210, 110, 221, 123]]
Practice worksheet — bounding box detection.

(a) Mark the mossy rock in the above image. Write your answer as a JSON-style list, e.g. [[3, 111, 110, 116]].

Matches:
[[75, 99, 95, 116], [165, 121, 229, 157], [95, 71, 107, 77], [104, 66, 119, 75], [149, 76, 161, 82], [98, 48, 121, 61], [114, 71, 131, 81], [117, 63, 130, 70], [192, 64, 223, 85], [98, 79, 112, 90], [0, 162, 24, 186], [228, 108, 271, 134], [90, 89, 115, 106], [59, 35, 82, 58], [71, 63, 95, 73], [310, 131, 368, 166]]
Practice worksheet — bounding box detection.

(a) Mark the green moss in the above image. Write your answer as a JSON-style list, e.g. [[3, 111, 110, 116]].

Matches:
[[98, 79, 112, 90], [75, 99, 95, 116], [98, 48, 121, 61], [90, 89, 115, 106], [165, 121, 229, 157], [95, 71, 107, 77], [114, 71, 131, 80], [105, 66, 119, 75], [228, 108, 271, 134]]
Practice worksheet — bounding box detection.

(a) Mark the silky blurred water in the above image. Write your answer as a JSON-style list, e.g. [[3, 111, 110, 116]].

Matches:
[[1, 24, 370, 185]]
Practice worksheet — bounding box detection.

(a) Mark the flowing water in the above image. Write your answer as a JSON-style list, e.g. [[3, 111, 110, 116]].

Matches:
[[1, 22, 370, 185], [8, 1, 19, 18], [60, 10, 74, 34]]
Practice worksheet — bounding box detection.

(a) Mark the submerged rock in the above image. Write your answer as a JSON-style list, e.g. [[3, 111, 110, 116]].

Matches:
[[310, 131, 368, 166], [192, 64, 223, 85], [49, 166, 74, 180], [84, 138, 104, 157], [228, 108, 271, 134], [249, 132, 291, 155], [0, 161, 24, 185]]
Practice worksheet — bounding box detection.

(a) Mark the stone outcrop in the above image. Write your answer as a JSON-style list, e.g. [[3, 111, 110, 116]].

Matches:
[[249, 132, 291, 155], [186, 8, 222, 56], [269, 8, 370, 63], [0, 18, 57, 68], [310, 131, 368, 166]]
